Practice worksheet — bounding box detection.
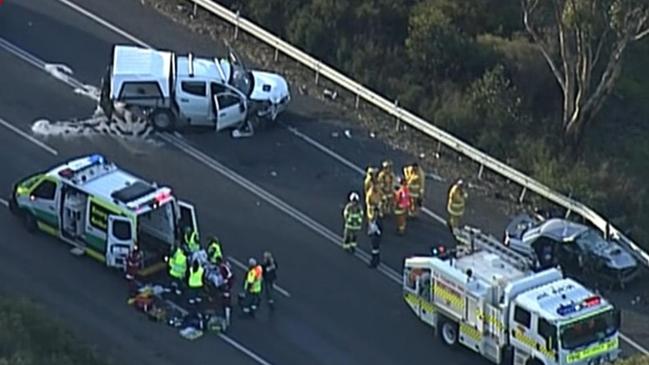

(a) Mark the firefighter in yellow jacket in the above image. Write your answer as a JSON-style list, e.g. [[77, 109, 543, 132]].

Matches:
[[403, 163, 425, 217], [342, 192, 363, 253], [447, 179, 467, 232], [377, 160, 396, 217], [365, 183, 382, 222], [364, 167, 378, 197]]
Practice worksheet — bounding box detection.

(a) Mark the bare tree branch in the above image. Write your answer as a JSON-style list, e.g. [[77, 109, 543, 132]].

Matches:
[[523, 0, 567, 91]]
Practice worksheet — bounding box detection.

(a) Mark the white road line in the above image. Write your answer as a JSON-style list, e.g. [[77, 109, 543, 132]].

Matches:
[[56, 0, 153, 49], [0, 117, 59, 156], [228, 256, 291, 298], [218, 334, 275, 365], [284, 124, 447, 225], [160, 132, 403, 283], [26, 1, 649, 355], [143, 282, 275, 365], [621, 333, 649, 355], [0, 198, 8, 207]]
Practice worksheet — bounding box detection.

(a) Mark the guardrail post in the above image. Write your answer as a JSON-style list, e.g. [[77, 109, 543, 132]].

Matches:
[[518, 187, 527, 203], [394, 99, 400, 131], [315, 63, 320, 85], [274, 44, 279, 62], [477, 164, 484, 180], [355, 92, 360, 109], [436, 141, 442, 156], [192, 3, 197, 17], [233, 10, 240, 40]]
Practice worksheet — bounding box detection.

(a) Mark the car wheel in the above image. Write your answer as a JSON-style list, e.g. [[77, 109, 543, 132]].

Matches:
[[23, 213, 37, 233], [150, 109, 175, 131]]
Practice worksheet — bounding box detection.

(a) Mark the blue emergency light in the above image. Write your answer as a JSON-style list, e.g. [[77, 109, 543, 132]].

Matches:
[[88, 154, 105, 165], [556, 296, 601, 316]]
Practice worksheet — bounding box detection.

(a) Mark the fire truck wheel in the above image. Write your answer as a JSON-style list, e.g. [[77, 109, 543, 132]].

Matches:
[[525, 358, 543, 365], [23, 213, 37, 233], [438, 318, 458, 347]]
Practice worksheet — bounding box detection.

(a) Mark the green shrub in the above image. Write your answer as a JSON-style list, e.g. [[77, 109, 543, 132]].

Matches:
[[0, 298, 111, 365]]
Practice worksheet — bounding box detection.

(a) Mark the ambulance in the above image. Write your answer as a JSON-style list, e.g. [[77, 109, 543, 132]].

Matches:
[[403, 228, 621, 365], [8, 154, 200, 275]]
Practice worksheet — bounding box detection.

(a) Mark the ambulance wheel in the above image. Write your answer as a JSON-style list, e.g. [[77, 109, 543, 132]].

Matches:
[[150, 109, 175, 131], [438, 317, 459, 347], [8, 197, 17, 214], [23, 213, 37, 233]]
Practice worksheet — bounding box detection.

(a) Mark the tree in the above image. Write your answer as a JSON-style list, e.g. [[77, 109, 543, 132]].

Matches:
[[522, 0, 649, 146]]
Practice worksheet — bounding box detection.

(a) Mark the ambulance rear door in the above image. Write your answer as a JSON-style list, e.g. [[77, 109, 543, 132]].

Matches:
[[177, 200, 199, 241], [106, 215, 135, 269]]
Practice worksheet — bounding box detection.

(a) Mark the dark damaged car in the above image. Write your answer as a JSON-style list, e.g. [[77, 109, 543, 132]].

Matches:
[[504, 213, 640, 288]]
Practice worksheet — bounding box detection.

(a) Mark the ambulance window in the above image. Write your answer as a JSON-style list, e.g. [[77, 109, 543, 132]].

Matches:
[[514, 306, 531, 328], [32, 180, 56, 200], [113, 220, 132, 241]]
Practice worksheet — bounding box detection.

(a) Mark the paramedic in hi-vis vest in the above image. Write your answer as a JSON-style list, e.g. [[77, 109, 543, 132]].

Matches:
[[243, 258, 263, 315], [447, 179, 467, 232], [187, 259, 205, 304], [394, 178, 412, 235], [168, 245, 188, 295], [342, 192, 363, 253], [403, 163, 425, 217], [377, 160, 396, 217]]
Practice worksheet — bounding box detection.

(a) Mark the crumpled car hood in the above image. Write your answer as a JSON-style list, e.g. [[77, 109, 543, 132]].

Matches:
[[250, 71, 289, 103], [596, 243, 637, 270]]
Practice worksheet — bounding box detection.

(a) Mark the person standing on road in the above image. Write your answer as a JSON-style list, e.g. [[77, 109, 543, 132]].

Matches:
[[207, 236, 223, 264], [342, 192, 363, 253], [216, 256, 234, 326], [243, 258, 263, 315], [377, 160, 396, 217], [262, 251, 278, 306], [404, 163, 424, 218], [365, 183, 382, 222], [184, 226, 200, 253], [394, 178, 411, 235], [367, 218, 382, 268], [187, 259, 205, 304], [364, 166, 378, 197], [168, 245, 188, 295], [446, 179, 468, 233], [125, 244, 143, 281]]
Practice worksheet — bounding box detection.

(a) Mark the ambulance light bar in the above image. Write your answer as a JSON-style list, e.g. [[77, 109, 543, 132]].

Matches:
[[126, 187, 173, 212], [557, 296, 601, 316]]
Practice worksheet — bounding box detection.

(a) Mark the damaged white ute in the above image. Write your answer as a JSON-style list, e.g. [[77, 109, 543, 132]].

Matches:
[[100, 44, 290, 134]]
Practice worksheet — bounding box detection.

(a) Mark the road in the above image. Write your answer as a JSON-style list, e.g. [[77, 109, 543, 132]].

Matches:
[[0, 0, 647, 361]]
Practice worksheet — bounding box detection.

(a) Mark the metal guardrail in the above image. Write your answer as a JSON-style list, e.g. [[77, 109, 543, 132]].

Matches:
[[188, 0, 649, 268]]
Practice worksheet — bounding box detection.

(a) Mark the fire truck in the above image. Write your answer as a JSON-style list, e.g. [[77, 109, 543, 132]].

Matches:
[[403, 227, 621, 365]]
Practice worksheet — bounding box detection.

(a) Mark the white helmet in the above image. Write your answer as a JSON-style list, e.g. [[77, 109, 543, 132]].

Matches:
[[349, 192, 360, 202], [248, 258, 257, 267]]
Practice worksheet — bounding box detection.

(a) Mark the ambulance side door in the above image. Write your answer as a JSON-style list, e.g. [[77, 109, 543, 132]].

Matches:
[[106, 215, 135, 269], [177, 200, 199, 242], [26, 176, 61, 233]]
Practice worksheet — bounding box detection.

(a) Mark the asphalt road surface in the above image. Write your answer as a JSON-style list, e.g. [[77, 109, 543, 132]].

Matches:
[[0, 0, 647, 362]]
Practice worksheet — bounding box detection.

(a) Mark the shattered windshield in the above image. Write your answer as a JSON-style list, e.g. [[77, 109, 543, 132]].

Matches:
[[559, 309, 618, 350], [229, 63, 253, 97], [225, 48, 254, 97], [576, 230, 618, 255]]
